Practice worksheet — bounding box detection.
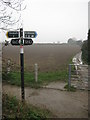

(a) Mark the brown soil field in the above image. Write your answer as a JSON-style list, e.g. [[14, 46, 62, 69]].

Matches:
[[2, 44, 81, 72]]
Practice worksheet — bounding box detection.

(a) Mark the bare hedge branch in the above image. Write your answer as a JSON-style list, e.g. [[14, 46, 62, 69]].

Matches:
[[0, 0, 26, 30]]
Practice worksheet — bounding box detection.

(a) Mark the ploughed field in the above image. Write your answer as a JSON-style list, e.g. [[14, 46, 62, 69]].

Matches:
[[2, 44, 81, 72]]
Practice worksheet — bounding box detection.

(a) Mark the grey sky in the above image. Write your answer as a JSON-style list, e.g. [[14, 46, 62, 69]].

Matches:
[[0, 0, 88, 43], [88, 1, 90, 29], [21, 0, 88, 43]]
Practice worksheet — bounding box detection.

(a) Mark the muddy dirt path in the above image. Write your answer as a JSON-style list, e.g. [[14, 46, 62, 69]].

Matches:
[[3, 84, 88, 118]]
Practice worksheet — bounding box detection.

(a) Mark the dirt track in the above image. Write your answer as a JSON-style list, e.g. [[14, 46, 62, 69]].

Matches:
[[3, 84, 88, 118]]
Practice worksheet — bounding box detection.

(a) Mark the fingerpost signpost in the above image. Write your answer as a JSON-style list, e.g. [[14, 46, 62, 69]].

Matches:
[[6, 28, 37, 102], [20, 28, 24, 102]]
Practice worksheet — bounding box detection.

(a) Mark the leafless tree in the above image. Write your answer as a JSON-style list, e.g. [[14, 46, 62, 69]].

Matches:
[[0, 0, 26, 30]]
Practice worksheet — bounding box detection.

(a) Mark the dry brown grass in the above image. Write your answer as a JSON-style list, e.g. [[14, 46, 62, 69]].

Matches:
[[2, 44, 81, 72]]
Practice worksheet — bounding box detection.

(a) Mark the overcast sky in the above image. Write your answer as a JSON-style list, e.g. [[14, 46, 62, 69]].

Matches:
[[21, 0, 88, 43], [0, 0, 89, 43]]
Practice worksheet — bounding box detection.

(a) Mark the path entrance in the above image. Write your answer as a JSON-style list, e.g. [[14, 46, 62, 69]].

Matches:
[[3, 84, 88, 118]]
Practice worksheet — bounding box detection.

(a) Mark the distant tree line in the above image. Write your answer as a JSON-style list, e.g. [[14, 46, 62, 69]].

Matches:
[[68, 38, 82, 47], [67, 35, 88, 64], [88, 29, 90, 65], [81, 40, 88, 64], [81, 29, 90, 64]]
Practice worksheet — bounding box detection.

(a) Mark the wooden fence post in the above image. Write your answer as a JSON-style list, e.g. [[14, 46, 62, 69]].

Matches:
[[35, 63, 38, 82], [68, 64, 71, 90], [7, 59, 11, 74]]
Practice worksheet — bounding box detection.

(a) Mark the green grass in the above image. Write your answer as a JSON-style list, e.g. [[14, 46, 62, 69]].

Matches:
[[2, 70, 68, 88], [64, 84, 76, 92], [2, 55, 77, 88], [2, 94, 52, 119]]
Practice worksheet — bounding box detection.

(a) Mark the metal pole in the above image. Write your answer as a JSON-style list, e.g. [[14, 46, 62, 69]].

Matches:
[[68, 64, 71, 90], [20, 28, 25, 102]]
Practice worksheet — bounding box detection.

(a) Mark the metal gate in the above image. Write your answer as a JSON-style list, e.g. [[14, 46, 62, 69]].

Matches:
[[68, 64, 88, 90]]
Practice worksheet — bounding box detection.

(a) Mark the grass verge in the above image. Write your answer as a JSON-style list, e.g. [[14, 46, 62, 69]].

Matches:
[[2, 94, 53, 119], [2, 70, 68, 88], [2, 54, 77, 88]]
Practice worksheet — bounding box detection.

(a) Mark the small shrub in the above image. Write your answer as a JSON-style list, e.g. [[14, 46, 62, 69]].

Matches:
[[64, 84, 76, 92], [2, 94, 52, 119]]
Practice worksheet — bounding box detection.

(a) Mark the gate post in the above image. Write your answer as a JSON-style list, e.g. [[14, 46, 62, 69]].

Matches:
[[68, 64, 71, 90]]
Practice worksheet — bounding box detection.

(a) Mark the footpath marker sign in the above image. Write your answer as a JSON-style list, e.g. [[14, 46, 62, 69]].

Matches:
[[6, 28, 37, 102], [11, 38, 33, 45], [6, 31, 19, 38], [24, 31, 37, 38], [11, 39, 20, 45], [24, 38, 33, 45]]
